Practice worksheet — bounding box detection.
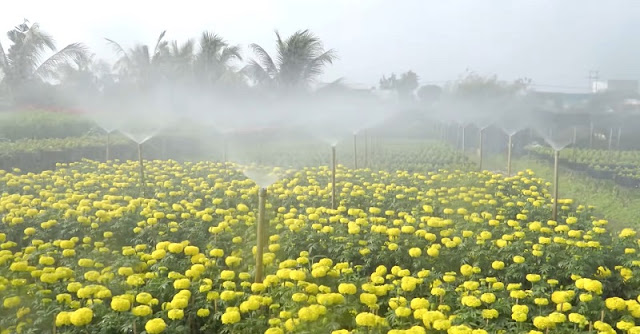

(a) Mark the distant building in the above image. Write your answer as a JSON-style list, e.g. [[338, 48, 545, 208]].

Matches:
[[607, 80, 639, 94]]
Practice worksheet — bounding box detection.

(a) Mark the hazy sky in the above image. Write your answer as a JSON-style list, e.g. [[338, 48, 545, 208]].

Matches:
[[1, 0, 639, 92]]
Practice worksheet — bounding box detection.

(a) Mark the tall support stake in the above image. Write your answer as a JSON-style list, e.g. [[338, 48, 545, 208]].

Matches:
[[589, 121, 594, 148], [353, 133, 358, 169], [608, 128, 613, 151], [331, 146, 336, 210], [461, 125, 466, 153], [106, 132, 111, 162], [572, 126, 577, 160], [364, 130, 368, 168], [138, 143, 145, 197], [552, 150, 560, 221], [255, 187, 267, 283], [507, 135, 513, 177], [617, 127, 622, 149], [478, 128, 484, 171]]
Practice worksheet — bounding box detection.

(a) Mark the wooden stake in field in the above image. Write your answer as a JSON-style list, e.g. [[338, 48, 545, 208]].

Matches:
[[255, 187, 267, 283], [552, 150, 560, 221], [138, 143, 145, 197], [331, 145, 336, 210]]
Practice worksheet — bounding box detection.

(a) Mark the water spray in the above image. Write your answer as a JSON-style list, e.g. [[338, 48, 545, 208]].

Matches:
[[255, 187, 267, 283]]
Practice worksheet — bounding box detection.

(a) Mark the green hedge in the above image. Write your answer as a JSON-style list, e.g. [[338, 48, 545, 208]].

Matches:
[[0, 111, 94, 140]]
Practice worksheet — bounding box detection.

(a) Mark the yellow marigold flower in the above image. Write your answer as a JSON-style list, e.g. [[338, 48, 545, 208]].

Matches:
[[69, 307, 93, 326], [132, 305, 152, 317], [145, 318, 167, 334], [111, 297, 131, 312]]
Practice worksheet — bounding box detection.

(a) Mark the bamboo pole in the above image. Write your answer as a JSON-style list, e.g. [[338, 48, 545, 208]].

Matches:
[[552, 150, 560, 221], [331, 146, 336, 210], [138, 143, 145, 197], [255, 187, 267, 283]]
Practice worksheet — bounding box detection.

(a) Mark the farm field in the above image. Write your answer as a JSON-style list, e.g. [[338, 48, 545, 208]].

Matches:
[[0, 148, 639, 333]]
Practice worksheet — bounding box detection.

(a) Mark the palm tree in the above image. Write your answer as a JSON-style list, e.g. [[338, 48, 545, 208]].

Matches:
[[0, 20, 89, 103], [105, 31, 169, 88], [193, 32, 243, 87], [245, 29, 337, 90]]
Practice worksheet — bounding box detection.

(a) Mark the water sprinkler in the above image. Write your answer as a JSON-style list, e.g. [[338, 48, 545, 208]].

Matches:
[[331, 145, 336, 210], [255, 187, 267, 283]]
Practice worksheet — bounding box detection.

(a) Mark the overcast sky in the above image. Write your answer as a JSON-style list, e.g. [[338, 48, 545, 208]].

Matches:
[[1, 0, 639, 92]]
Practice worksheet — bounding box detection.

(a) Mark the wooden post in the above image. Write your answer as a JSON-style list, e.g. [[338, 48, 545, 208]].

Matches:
[[255, 187, 267, 283], [552, 150, 560, 221], [608, 128, 613, 150], [331, 146, 336, 210]]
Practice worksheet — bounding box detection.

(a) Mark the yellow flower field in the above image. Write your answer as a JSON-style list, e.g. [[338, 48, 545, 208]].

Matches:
[[0, 159, 639, 334]]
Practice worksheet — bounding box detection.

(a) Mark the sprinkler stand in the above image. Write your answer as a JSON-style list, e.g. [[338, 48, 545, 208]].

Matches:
[[106, 132, 111, 162], [138, 143, 145, 197], [552, 150, 560, 221], [364, 130, 368, 168], [507, 134, 513, 176], [353, 133, 358, 169], [255, 187, 267, 283], [478, 128, 484, 171], [461, 125, 466, 153], [331, 146, 336, 210]]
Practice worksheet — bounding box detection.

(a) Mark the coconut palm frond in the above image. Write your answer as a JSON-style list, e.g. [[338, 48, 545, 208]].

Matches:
[[249, 43, 277, 77], [33, 42, 89, 80]]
